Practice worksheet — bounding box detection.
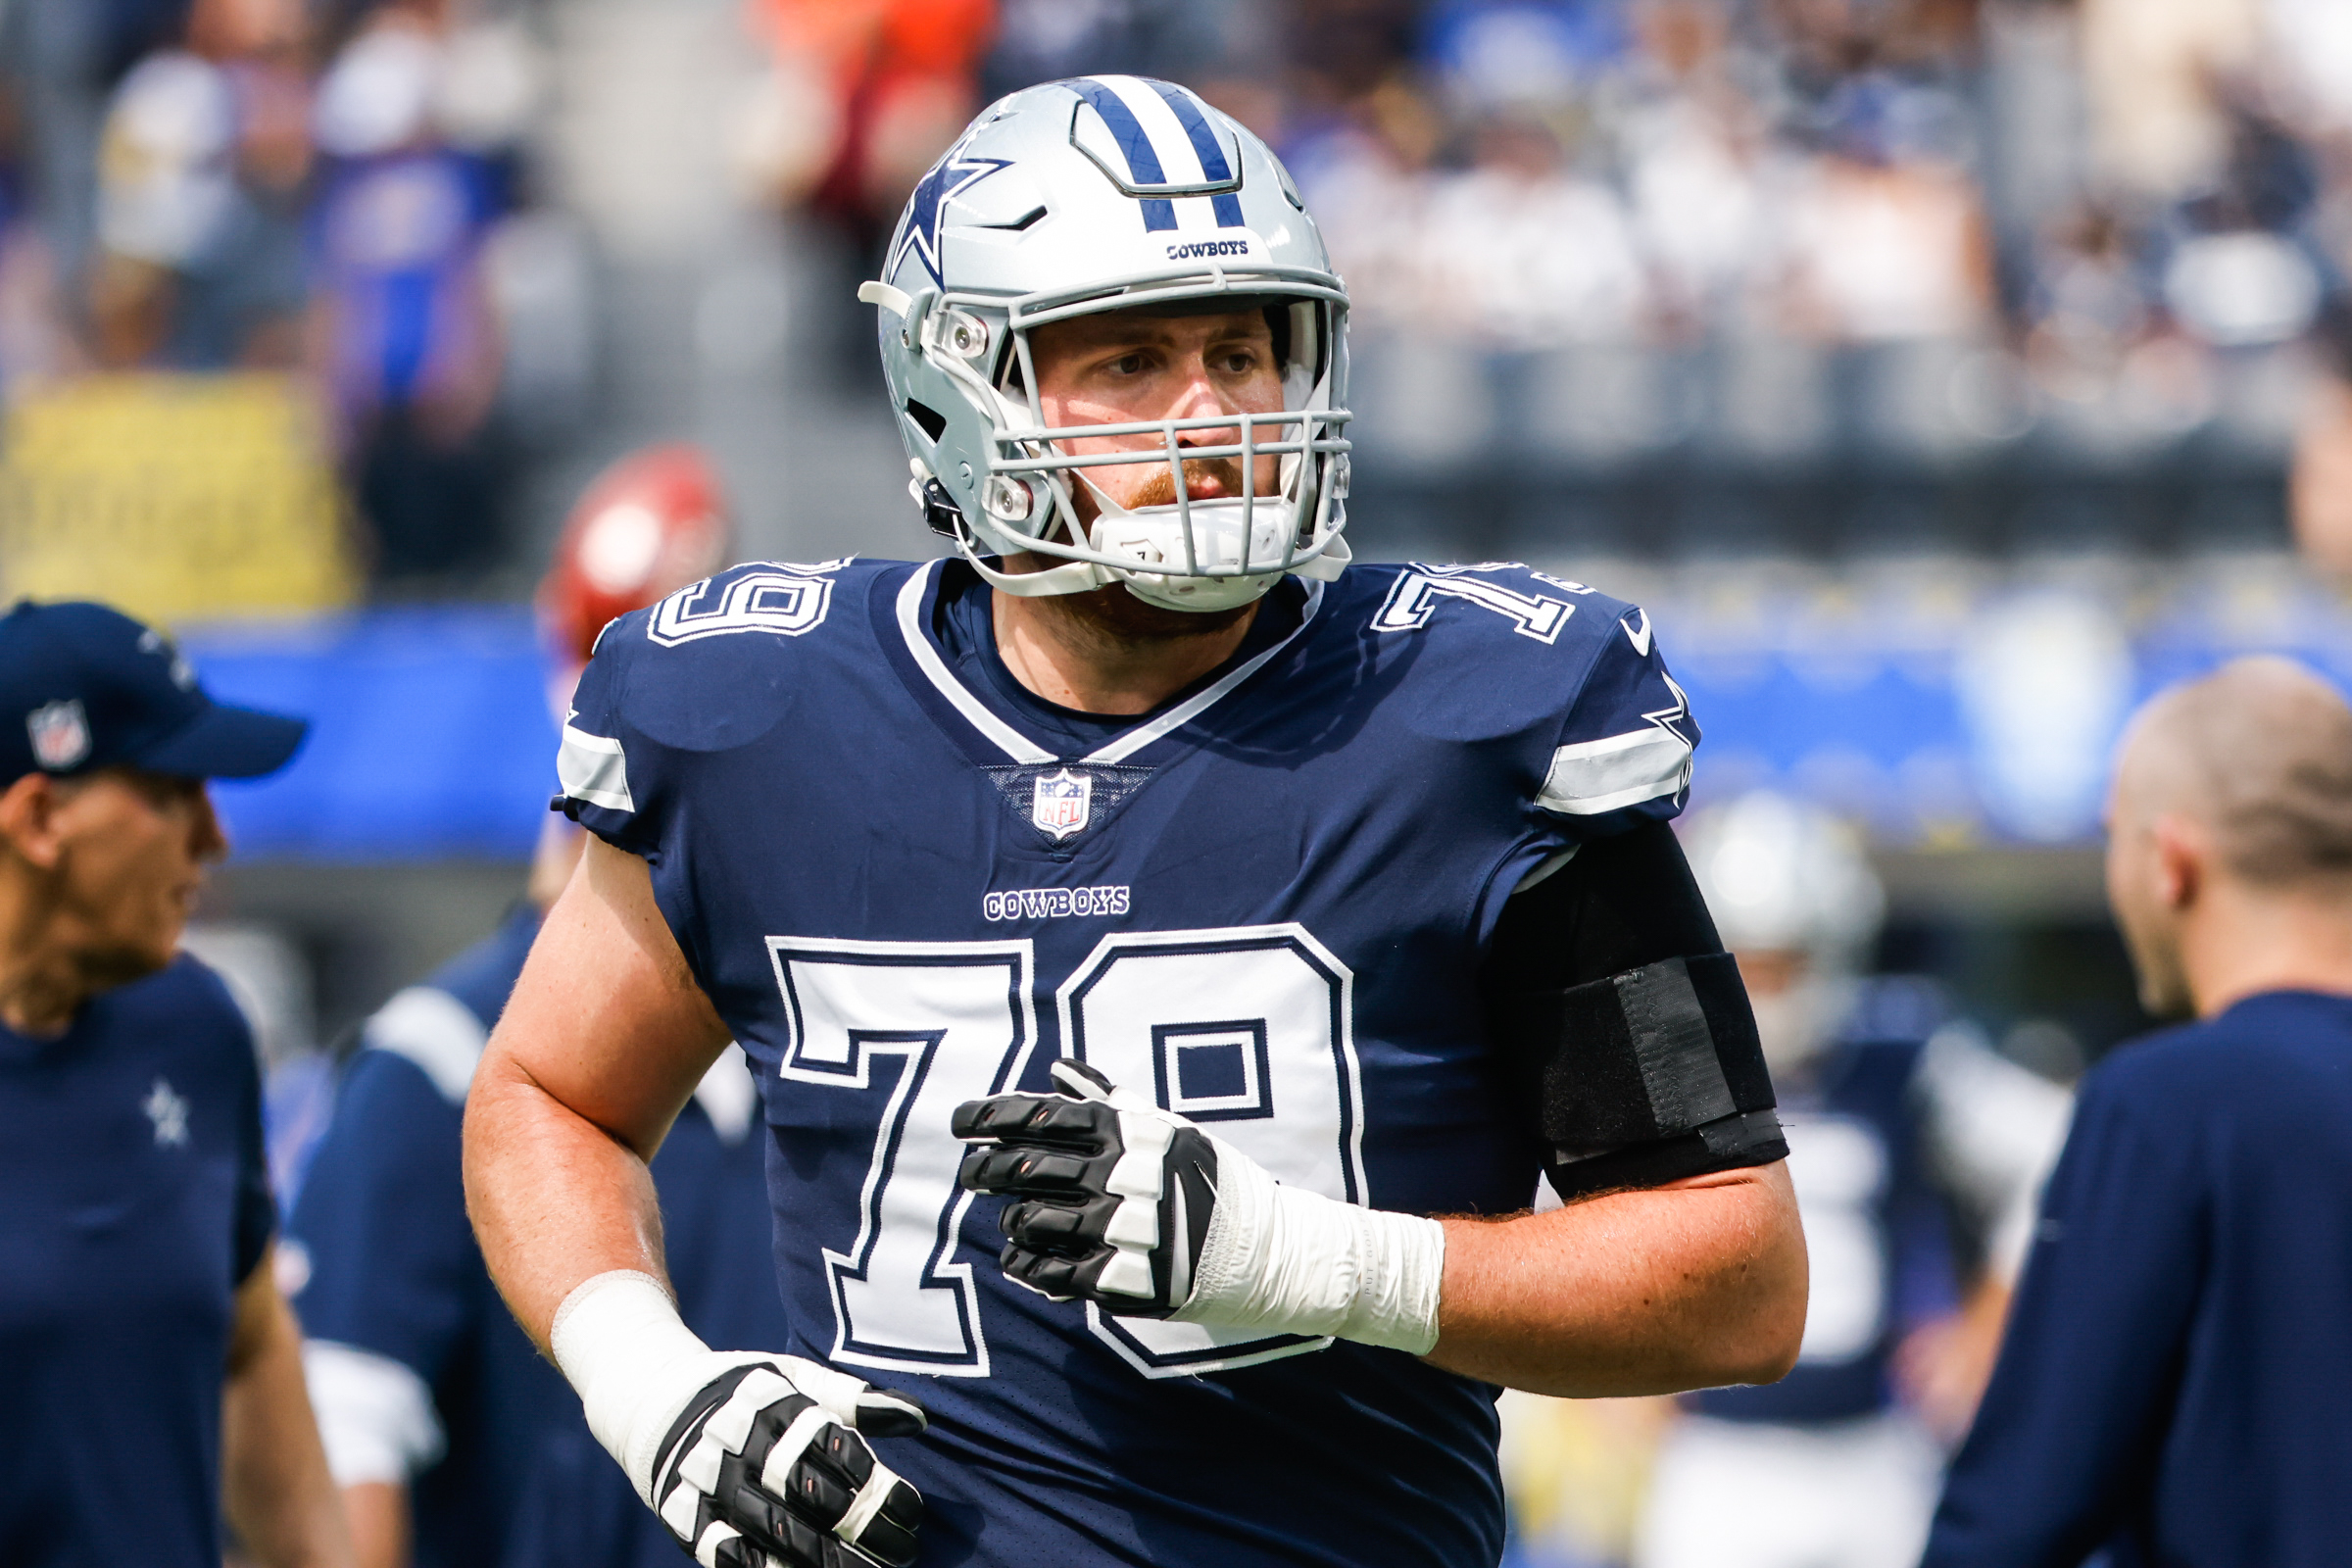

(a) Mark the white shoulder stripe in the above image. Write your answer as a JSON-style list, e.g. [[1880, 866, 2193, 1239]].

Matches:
[[365, 985, 488, 1103], [1538, 727, 1693, 816], [559, 723, 634, 812], [303, 1341, 446, 1486]]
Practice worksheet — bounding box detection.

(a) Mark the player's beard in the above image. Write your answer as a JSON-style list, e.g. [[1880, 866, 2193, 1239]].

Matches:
[[1017, 454, 1273, 645]]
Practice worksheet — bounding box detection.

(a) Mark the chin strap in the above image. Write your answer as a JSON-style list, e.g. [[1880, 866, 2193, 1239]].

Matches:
[[958, 544, 1115, 598], [1292, 533, 1351, 581]]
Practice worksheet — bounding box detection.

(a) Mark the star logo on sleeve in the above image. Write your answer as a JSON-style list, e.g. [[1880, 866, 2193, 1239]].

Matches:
[[142, 1077, 190, 1149], [890, 145, 1014, 288]]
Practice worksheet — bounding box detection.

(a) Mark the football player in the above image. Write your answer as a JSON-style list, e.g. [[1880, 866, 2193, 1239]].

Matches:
[[286, 446, 778, 1568], [464, 76, 1807, 1568], [1636, 792, 2071, 1568]]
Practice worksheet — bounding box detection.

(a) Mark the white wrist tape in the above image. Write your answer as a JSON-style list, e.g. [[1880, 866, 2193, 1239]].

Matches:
[[1173, 1140, 1446, 1354], [549, 1269, 769, 1506]]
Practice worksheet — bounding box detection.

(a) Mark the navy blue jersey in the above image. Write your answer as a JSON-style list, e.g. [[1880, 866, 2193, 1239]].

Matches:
[[289, 906, 785, 1568], [1925, 991, 2352, 1568], [1692, 1039, 1955, 1425], [0, 956, 275, 1568], [557, 557, 1701, 1568]]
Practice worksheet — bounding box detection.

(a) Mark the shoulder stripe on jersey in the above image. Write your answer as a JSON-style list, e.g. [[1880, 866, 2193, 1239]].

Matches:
[[1537, 726, 1693, 817], [1070, 78, 1177, 231], [896, 564, 1055, 764], [558, 723, 634, 812], [1081, 580, 1324, 765], [364, 985, 488, 1103], [303, 1341, 446, 1485], [1143, 79, 1247, 227]]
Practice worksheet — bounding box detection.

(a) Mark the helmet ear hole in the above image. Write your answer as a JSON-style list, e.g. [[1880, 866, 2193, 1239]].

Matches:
[[906, 401, 949, 442]]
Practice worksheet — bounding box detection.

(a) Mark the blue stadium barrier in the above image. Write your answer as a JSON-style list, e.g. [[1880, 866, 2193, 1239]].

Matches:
[[188, 608, 558, 861], [179, 577, 2352, 860]]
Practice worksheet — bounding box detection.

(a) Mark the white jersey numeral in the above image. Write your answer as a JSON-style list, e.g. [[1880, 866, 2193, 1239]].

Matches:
[[1370, 566, 1576, 644], [764, 927, 1363, 1381], [768, 939, 1037, 1377], [647, 564, 845, 646], [1060, 925, 1363, 1377]]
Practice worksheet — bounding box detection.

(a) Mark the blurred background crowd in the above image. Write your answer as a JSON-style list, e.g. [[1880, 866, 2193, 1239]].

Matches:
[[3, 0, 2348, 1562]]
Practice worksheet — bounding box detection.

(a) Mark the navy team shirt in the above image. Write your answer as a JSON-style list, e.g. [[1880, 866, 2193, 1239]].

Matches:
[[0, 956, 275, 1568], [1925, 990, 2352, 1568], [289, 906, 787, 1568], [556, 556, 1702, 1568]]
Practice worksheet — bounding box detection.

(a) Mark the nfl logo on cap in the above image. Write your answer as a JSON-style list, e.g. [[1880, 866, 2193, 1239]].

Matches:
[[27, 699, 90, 771], [1031, 767, 1092, 841]]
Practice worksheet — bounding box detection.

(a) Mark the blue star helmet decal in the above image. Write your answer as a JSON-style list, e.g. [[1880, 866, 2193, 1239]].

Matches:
[[891, 146, 1014, 289]]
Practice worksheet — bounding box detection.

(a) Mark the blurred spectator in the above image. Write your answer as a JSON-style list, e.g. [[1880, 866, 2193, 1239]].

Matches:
[[1621, 89, 1779, 333], [981, 0, 1239, 103], [1423, 115, 1652, 344], [1296, 0, 1998, 351], [746, 0, 996, 249], [309, 4, 513, 583], [2293, 310, 2352, 574], [2079, 0, 2258, 203], [1778, 83, 1993, 342], [87, 0, 313, 368]]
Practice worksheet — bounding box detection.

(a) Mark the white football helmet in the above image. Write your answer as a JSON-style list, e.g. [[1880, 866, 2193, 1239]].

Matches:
[[1683, 792, 1887, 1072], [860, 75, 1352, 613]]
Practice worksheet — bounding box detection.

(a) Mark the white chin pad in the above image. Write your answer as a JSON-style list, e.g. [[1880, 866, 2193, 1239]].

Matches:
[[1088, 497, 1295, 613]]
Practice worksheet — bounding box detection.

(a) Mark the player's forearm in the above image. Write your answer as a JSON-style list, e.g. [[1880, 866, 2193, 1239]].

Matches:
[[223, 1262, 357, 1568], [462, 1049, 672, 1351], [1424, 1162, 1806, 1397], [341, 1483, 409, 1568]]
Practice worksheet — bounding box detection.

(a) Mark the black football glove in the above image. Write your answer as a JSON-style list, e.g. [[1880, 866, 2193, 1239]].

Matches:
[[952, 1057, 1218, 1314], [645, 1356, 925, 1568]]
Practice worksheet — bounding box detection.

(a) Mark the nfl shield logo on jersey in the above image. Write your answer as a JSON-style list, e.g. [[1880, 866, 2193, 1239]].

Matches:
[[1031, 767, 1093, 841], [27, 699, 90, 771]]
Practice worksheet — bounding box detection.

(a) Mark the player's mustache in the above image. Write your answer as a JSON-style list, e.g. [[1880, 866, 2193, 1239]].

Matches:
[[1124, 456, 1254, 508]]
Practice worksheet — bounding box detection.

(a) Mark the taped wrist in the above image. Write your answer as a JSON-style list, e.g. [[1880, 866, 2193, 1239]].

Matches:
[[1494, 952, 1787, 1201], [1173, 1142, 1446, 1354], [550, 1269, 764, 1505]]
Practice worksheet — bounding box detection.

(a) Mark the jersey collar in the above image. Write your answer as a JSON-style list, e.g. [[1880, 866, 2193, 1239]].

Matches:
[[890, 559, 1323, 766]]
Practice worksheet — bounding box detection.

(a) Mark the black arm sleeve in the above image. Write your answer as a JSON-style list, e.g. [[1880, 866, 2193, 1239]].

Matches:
[[1482, 820, 1788, 1200]]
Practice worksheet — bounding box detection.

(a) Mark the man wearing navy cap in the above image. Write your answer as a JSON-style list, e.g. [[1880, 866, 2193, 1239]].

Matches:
[[0, 600, 352, 1568]]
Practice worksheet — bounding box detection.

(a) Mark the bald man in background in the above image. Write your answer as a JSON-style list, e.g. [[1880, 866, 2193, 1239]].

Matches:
[[1921, 657, 2352, 1568]]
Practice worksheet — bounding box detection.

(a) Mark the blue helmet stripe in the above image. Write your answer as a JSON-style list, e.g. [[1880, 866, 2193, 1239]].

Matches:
[[1145, 80, 1247, 228], [1072, 78, 1179, 232]]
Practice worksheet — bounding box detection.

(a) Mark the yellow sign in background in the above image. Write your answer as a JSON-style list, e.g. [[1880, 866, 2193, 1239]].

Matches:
[[0, 373, 358, 626]]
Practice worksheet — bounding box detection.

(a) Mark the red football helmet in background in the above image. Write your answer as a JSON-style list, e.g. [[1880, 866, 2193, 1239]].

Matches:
[[538, 444, 730, 666]]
